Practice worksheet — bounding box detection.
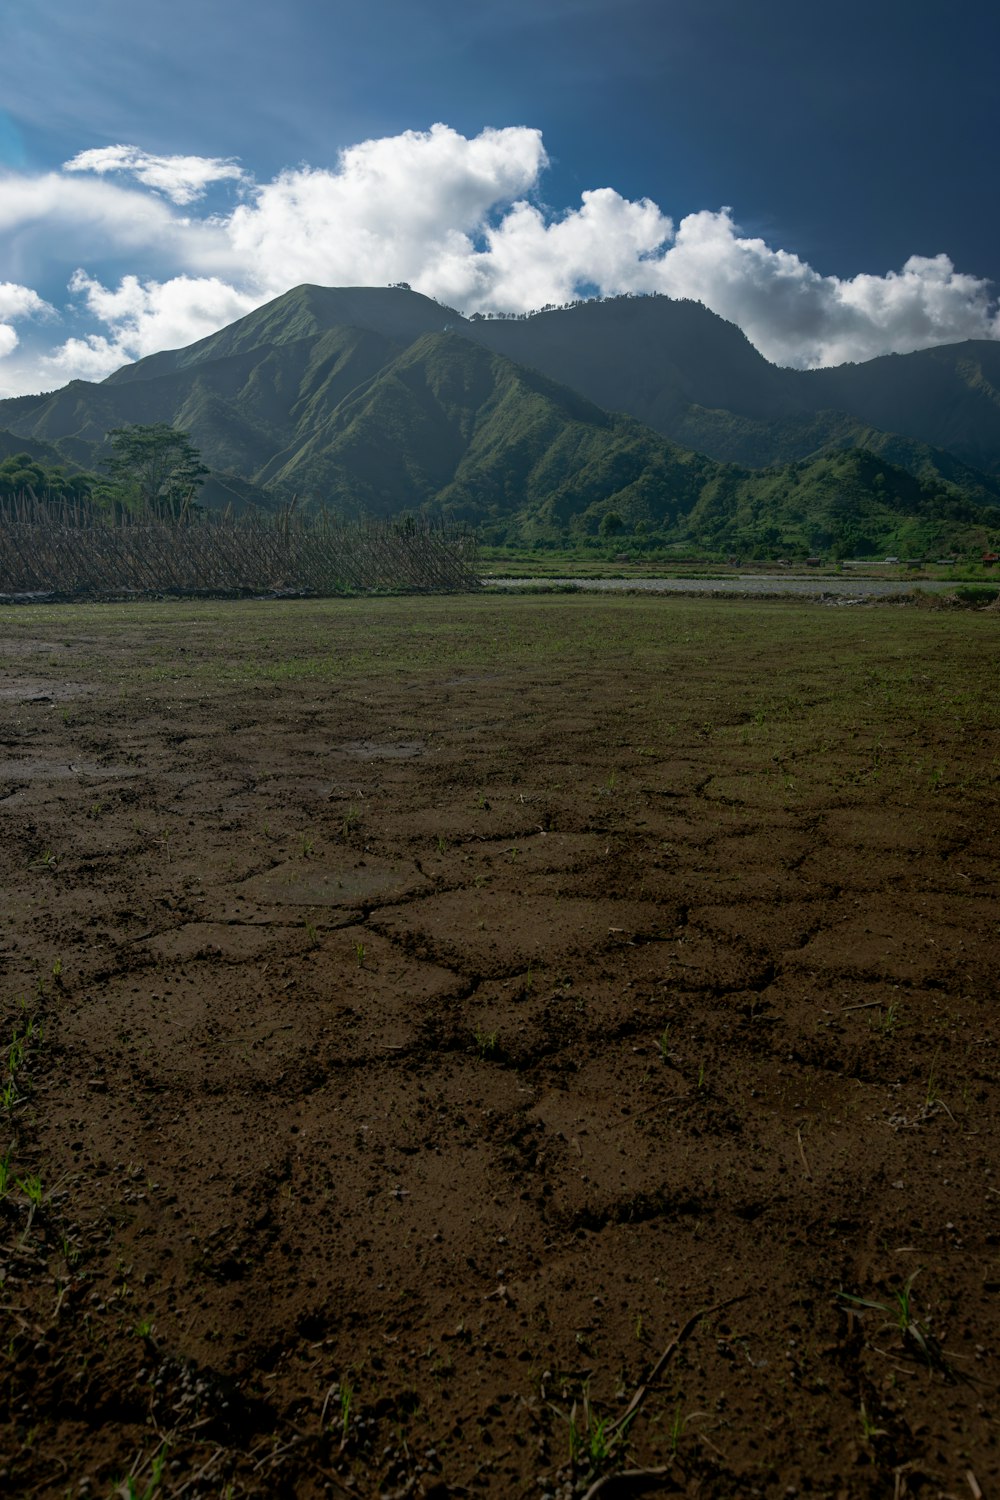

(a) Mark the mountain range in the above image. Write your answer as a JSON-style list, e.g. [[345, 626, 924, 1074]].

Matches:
[[1, 284, 999, 556]]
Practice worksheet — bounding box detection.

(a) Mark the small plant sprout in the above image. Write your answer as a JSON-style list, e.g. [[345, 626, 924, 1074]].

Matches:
[[339, 1379, 353, 1444], [8, 1032, 25, 1076], [474, 1028, 498, 1059], [304, 921, 318, 949], [354, 941, 366, 968], [869, 1000, 903, 1035], [342, 803, 361, 835], [0, 1153, 10, 1198], [664, 1401, 709, 1453], [839, 1273, 953, 1374], [115, 1442, 168, 1500], [435, 834, 447, 854], [659, 1025, 671, 1061], [51, 957, 63, 984], [300, 832, 315, 858], [17, 1174, 43, 1207], [696, 1061, 706, 1090], [859, 1402, 887, 1441], [566, 1385, 632, 1479]]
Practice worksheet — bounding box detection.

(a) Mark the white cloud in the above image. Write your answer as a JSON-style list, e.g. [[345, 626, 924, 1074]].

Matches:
[[64, 145, 245, 205], [0, 279, 54, 366], [227, 123, 547, 302], [475, 189, 673, 311], [2, 124, 999, 393], [0, 169, 233, 290], [0, 281, 52, 321], [218, 129, 1000, 366], [627, 210, 1000, 366], [46, 272, 261, 381]]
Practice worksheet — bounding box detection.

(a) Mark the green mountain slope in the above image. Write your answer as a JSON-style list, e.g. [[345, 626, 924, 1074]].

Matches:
[[0, 285, 997, 557], [251, 332, 721, 527], [467, 296, 1000, 477], [801, 343, 1000, 475], [469, 294, 789, 426], [102, 284, 457, 386], [666, 405, 1000, 504], [693, 448, 995, 558]]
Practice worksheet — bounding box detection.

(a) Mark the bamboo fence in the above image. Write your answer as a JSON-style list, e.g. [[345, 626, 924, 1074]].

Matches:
[[0, 498, 480, 599]]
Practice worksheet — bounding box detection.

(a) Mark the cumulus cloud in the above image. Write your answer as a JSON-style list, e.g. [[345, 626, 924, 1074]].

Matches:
[[0, 280, 54, 364], [46, 271, 260, 381], [631, 210, 1000, 366], [64, 145, 245, 204], [3, 123, 1000, 392], [227, 123, 547, 303], [218, 127, 1000, 365], [0, 281, 53, 322]]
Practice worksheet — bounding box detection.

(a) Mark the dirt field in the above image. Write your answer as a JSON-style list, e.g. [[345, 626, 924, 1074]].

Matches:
[[1, 594, 997, 1500]]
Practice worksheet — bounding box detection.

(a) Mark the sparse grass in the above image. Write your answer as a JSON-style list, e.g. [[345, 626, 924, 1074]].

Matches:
[[868, 1000, 904, 1035], [16, 1173, 44, 1207], [840, 1273, 955, 1375], [473, 1028, 498, 1059], [564, 1383, 636, 1482], [113, 1443, 168, 1500]]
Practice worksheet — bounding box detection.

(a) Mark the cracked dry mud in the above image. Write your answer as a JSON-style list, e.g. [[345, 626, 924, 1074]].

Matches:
[[0, 594, 998, 1499]]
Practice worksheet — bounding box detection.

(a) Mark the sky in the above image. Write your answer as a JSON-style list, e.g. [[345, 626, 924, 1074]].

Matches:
[[0, 0, 998, 396]]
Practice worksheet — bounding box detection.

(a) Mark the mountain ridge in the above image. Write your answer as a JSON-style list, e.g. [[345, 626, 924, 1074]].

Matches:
[[0, 285, 998, 556]]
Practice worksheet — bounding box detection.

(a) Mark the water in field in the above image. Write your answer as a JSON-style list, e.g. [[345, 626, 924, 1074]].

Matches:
[[485, 574, 955, 598]]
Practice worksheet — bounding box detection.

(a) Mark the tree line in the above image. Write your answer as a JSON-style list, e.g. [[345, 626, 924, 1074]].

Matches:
[[0, 424, 207, 518]]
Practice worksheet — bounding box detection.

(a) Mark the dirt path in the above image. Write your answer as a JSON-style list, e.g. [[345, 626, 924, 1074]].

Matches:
[[1, 595, 997, 1499]]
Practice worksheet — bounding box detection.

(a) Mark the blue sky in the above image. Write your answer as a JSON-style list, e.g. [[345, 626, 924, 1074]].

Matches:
[[1, 0, 998, 395]]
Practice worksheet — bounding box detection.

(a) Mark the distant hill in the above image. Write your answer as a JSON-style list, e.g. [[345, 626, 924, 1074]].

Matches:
[[0, 428, 68, 467], [467, 295, 1000, 479], [0, 284, 997, 556]]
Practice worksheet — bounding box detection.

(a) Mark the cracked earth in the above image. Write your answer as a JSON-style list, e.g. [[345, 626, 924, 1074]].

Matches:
[[0, 595, 998, 1499]]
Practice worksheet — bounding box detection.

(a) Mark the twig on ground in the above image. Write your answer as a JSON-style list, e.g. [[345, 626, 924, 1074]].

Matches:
[[579, 1466, 680, 1499], [607, 1292, 749, 1438], [796, 1127, 812, 1179]]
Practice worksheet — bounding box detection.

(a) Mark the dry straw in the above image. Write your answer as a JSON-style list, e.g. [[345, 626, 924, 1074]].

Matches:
[[0, 497, 479, 598]]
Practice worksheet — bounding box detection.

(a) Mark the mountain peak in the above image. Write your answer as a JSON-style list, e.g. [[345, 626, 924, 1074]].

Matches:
[[102, 282, 463, 388]]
